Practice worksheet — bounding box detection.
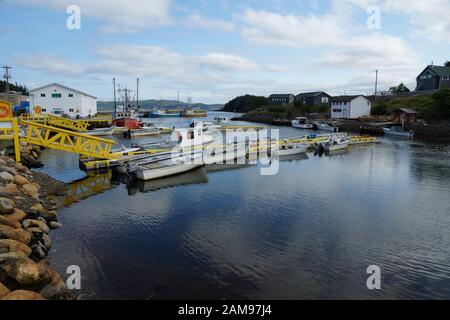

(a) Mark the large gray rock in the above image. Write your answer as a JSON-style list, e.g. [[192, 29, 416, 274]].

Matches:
[[0, 197, 15, 215], [0, 172, 14, 183], [22, 219, 49, 234]]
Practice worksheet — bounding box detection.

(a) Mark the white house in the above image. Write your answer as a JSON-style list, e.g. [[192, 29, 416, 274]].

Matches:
[[29, 83, 97, 118], [330, 95, 371, 119]]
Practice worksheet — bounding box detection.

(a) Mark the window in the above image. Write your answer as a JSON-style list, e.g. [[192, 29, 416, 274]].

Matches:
[[42, 108, 47, 112], [443, 77, 450, 81], [69, 108, 74, 112], [68, 93, 74, 98], [333, 109, 342, 113], [40, 93, 46, 97], [51, 93, 62, 98], [322, 97, 329, 103]]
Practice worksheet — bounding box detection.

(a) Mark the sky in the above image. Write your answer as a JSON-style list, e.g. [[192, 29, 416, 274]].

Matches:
[[1, 0, 449, 103]]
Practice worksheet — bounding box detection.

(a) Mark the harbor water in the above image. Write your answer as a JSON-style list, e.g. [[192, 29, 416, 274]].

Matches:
[[37, 112, 450, 299]]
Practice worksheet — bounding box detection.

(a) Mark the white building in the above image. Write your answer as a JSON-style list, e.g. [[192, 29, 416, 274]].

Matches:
[[29, 83, 97, 118], [330, 95, 371, 119]]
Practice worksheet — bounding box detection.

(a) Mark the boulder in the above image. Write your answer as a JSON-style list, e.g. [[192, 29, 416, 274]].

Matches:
[[49, 221, 63, 230], [1, 290, 46, 300], [0, 209, 27, 229], [30, 203, 45, 213], [15, 163, 28, 173], [0, 225, 31, 244], [22, 184, 39, 198], [0, 183, 19, 194], [0, 239, 32, 256], [30, 242, 47, 260], [0, 172, 14, 183], [0, 281, 10, 299], [39, 269, 68, 299], [0, 197, 15, 215], [41, 211, 58, 223], [22, 219, 49, 234], [0, 253, 52, 286], [14, 175, 29, 186]]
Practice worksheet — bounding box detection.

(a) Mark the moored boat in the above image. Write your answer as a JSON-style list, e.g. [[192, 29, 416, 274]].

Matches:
[[320, 136, 351, 151], [383, 125, 414, 138], [292, 117, 314, 129], [123, 127, 161, 138], [273, 142, 309, 156], [314, 121, 339, 132], [150, 109, 181, 118], [86, 126, 115, 136]]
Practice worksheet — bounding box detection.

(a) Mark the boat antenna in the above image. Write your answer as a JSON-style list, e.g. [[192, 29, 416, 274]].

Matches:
[[113, 77, 117, 115], [136, 78, 139, 112]]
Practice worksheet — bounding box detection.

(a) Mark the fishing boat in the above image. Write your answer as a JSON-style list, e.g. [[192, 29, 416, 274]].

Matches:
[[214, 116, 229, 124], [383, 125, 414, 138], [86, 126, 115, 136], [123, 127, 161, 138], [143, 122, 173, 133], [203, 144, 247, 165], [273, 142, 309, 156], [320, 136, 351, 151], [314, 121, 339, 132], [292, 117, 314, 129], [181, 109, 207, 118], [134, 153, 203, 181], [113, 110, 141, 129], [112, 79, 142, 129], [150, 109, 181, 118]]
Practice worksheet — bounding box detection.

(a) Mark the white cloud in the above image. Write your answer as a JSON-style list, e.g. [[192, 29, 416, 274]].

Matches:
[[14, 54, 86, 75], [187, 14, 235, 32], [7, 0, 172, 33], [195, 53, 258, 71], [241, 9, 346, 47], [341, 0, 450, 42]]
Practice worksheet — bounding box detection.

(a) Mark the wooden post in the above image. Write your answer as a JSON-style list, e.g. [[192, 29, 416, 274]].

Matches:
[[12, 117, 21, 163]]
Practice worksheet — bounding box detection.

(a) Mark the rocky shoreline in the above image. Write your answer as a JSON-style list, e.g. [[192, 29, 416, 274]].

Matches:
[[0, 152, 68, 300]]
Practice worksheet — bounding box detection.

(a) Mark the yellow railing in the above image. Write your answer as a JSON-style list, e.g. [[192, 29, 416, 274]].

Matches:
[[20, 114, 89, 132], [21, 120, 116, 159]]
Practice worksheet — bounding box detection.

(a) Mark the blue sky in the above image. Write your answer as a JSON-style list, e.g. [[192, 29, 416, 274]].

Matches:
[[1, 0, 449, 103]]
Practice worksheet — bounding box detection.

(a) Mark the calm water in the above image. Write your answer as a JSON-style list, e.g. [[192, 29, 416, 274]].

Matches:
[[37, 112, 450, 300]]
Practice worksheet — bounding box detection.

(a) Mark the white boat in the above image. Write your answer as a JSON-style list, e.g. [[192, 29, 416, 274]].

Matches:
[[203, 144, 247, 165], [213, 116, 229, 124], [321, 136, 351, 151], [383, 126, 414, 138], [314, 122, 339, 132], [86, 126, 115, 136], [292, 117, 314, 129], [135, 153, 203, 181], [273, 142, 309, 156], [123, 127, 161, 138], [143, 123, 173, 133]]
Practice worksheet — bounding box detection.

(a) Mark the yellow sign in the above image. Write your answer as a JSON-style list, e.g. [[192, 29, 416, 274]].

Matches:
[[0, 100, 13, 119]]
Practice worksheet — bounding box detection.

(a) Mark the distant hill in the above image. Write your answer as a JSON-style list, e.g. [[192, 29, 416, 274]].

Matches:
[[97, 99, 223, 111], [222, 95, 268, 113]]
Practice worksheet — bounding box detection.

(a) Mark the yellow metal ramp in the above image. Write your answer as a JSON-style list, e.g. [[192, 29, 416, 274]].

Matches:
[[21, 120, 116, 159], [20, 114, 89, 132]]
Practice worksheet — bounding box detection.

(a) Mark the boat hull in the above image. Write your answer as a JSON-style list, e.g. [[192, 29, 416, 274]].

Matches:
[[274, 144, 309, 156], [86, 127, 114, 136], [113, 118, 141, 130], [136, 162, 202, 181], [323, 142, 349, 151], [292, 123, 314, 129], [383, 128, 414, 138], [150, 112, 180, 118]]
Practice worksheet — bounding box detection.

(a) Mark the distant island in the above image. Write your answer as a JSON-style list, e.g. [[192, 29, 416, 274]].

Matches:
[[97, 99, 223, 111]]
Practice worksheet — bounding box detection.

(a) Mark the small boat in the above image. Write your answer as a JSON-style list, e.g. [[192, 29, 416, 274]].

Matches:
[[213, 116, 229, 124], [150, 109, 181, 118], [320, 136, 351, 151], [383, 125, 414, 138], [273, 142, 309, 156], [143, 123, 173, 133], [203, 144, 247, 165], [181, 109, 207, 118], [123, 127, 161, 138], [135, 153, 203, 181], [292, 117, 314, 129], [86, 126, 115, 136], [314, 122, 339, 132]]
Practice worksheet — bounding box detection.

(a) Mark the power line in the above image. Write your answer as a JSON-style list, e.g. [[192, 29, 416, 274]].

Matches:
[[374, 69, 379, 96]]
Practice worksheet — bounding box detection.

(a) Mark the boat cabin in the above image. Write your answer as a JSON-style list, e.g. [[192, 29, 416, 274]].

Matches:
[[171, 124, 215, 148]]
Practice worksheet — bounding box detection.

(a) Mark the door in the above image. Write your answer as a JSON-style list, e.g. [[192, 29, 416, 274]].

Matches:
[[343, 109, 348, 118]]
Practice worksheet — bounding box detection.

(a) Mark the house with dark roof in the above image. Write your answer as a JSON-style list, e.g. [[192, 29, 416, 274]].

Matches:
[[269, 94, 295, 106], [416, 65, 450, 92], [331, 95, 371, 119], [295, 91, 331, 107]]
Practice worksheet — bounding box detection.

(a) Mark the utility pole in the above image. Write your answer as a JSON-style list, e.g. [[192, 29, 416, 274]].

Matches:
[[374, 69, 379, 97], [2, 66, 12, 92]]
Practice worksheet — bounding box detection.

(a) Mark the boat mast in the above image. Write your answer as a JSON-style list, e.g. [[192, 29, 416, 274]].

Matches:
[[136, 78, 139, 112], [113, 77, 117, 115]]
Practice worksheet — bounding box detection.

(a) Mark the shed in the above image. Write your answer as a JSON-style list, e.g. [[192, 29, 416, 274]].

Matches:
[[393, 108, 418, 124]]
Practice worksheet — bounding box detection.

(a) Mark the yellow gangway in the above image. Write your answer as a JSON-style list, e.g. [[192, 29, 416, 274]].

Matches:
[[20, 114, 89, 132], [20, 120, 116, 159]]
